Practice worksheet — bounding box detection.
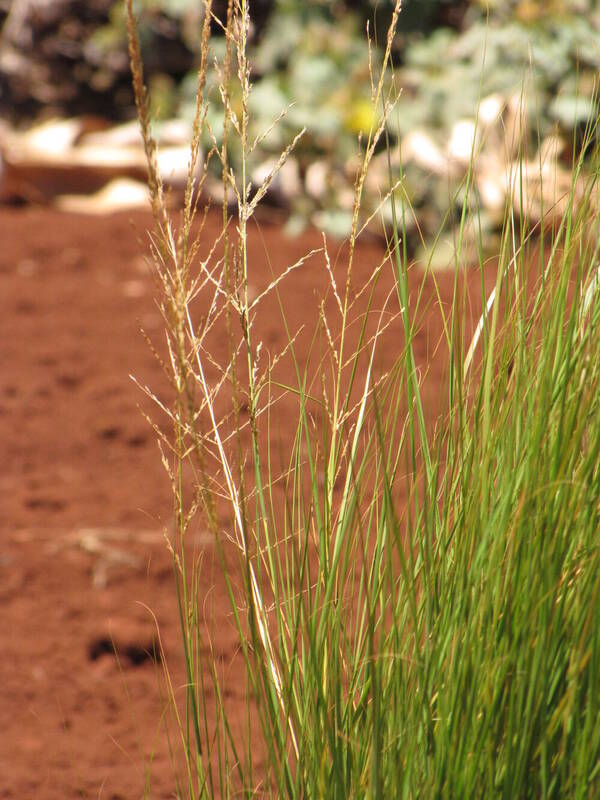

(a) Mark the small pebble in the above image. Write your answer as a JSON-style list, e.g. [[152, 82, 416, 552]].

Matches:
[[122, 279, 146, 298], [17, 259, 38, 277]]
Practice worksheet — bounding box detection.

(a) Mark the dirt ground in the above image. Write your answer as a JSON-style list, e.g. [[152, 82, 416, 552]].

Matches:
[[0, 206, 494, 798]]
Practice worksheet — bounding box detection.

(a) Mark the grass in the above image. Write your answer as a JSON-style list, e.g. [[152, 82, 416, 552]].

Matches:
[[126, 0, 600, 796]]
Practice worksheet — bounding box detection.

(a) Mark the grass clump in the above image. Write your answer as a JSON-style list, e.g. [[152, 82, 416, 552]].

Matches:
[[126, 0, 600, 796]]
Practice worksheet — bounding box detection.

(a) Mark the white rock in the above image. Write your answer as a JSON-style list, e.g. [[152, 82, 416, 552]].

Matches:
[[156, 146, 195, 187], [251, 156, 301, 203], [55, 178, 150, 214], [305, 160, 329, 200], [447, 119, 478, 166], [4, 117, 84, 160], [78, 120, 142, 149], [477, 167, 506, 212], [403, 129, 449, 176], [478, 94, 504, 129]]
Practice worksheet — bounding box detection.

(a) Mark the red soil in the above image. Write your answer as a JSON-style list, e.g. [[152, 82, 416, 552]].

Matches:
[[0, 207, 493, 798]]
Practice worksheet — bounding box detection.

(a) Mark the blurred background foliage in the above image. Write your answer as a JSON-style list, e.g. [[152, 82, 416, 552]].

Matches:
[[1, 0, 599, 248]]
